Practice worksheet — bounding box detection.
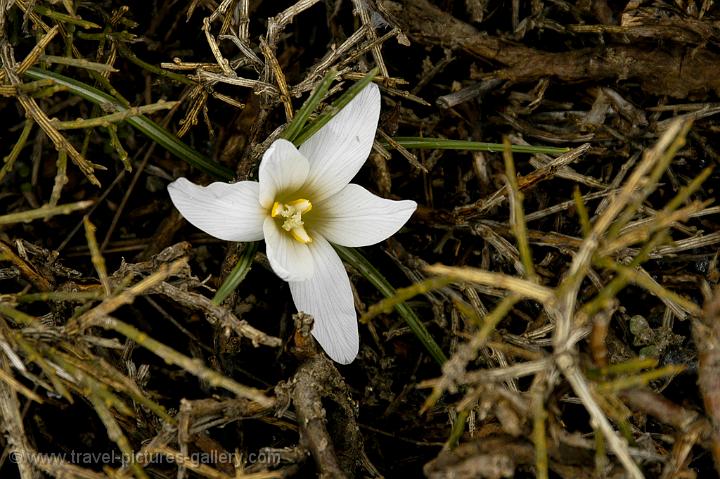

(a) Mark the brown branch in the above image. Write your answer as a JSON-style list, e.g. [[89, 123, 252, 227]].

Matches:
[[380, 0, 720, 98], [694, 287, 720, 474], [286, 315, 364, 478]]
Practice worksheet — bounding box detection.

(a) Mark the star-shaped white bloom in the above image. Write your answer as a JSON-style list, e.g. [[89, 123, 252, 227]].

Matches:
[[167, 83, 417, 364]]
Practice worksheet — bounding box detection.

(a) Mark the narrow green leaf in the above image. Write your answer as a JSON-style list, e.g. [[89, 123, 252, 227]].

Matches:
[[213, 242, 258, 305], [336, 245, 447, 365], [360, 276, 453, 325], [573, 186, 592, 237], [502, 137, 536, 281], [293, 67, 380, 146], [389, 137, 570, 155], [445, 409, 470, 449], [24, 68, 234, 181], [282, 68, 338, 143]]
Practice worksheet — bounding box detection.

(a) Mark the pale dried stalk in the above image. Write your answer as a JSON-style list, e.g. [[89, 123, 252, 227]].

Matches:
[[83, 217, 111, 296], [69, 258, 189, 331], [48, 150, 67, 207], [0, 25, 58, 82], [421, 358, 553, 388], [203, 16, 234, 77], [649, 231, 720, 257], [0, 200, 93, 225], [0, 365, 43, 403], [211, 91, 245, 109], [0, 43, 101, 186], [0, 358, 40, 479], [292, 25, 368, 94], [602, 200, 709, 255], [425, 264, 554, 303], [40, 54, 117, 73], [266, 0, 322, 47], [146, 446, 251, 479], [237, 0, 250, 39], [338, 27, 402, 74], [96, 315, 275, 408], [510, 135, 606, 189], [547, 119, 691, 479], [352, 0, 389, 77], [635, 269, 694, 319], [455, 143, 591, 218], [197, 70, 278, 94], [525, 189, 618, 222], [473, 223, 524, 275], [177, 86, 208, 138], [553, 119, 688, 347], [207, 0, 235, 23], [152, 281, 282, 348], [503, 138, 536, 281], [376, 128, 425, 171], [31, 459, 106, 479], [557, 354, 644, 479], [0, 241, 51, 291], [51, 101, 178, 130], [260, 38, 293, 121], [595, 152, 640, 215]]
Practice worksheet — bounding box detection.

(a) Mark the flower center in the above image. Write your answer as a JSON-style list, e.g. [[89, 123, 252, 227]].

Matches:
[[271, 198, 313, 244]]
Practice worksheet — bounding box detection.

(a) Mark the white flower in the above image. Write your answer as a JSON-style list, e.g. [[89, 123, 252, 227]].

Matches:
[[167, 83, 417, 364]]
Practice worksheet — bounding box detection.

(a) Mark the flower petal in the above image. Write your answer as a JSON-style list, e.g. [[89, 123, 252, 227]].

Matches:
[[299, 83, 381, 202], [289, 235, 358, 364], [168, 177, 265, 242], [263, 217, 313, 281], [313, 184, 417, 247], [258, 139, 310, 208]]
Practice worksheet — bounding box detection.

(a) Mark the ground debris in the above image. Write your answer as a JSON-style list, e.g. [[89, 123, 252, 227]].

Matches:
[[1, 0, 719, 477]]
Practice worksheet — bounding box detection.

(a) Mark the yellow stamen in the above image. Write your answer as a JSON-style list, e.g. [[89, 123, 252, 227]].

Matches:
[[271, 201, 282, 218], [288, 198, 312, 213], [290, 225, 312, 243], [271, 198, 313, 244]]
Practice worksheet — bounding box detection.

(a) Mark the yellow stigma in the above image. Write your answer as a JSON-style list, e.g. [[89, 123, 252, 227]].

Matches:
[[270, 198, 313, 244]]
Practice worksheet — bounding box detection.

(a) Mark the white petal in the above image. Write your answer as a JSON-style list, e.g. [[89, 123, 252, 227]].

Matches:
[[263, 217, 313, 281], [168, 177, 265, 242], [299, 83, 381, 202], [258, 139, 310, 208], [314, 184, 417, 247], [289, 235, 358, 364]]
